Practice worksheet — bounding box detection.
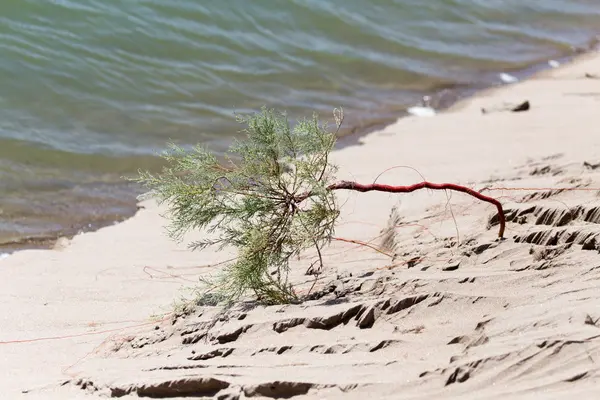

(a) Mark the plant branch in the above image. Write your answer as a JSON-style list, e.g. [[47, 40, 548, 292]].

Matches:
[[297, 180, 505, 238]]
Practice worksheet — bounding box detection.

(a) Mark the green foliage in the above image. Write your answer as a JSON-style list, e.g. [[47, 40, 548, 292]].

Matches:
[[135, 108, 342, 304]]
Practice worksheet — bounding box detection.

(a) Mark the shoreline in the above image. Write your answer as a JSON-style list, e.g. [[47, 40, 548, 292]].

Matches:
[[338, 36, 600, 148], [0, 207, 140, 255], [4, 38, 600, 256], [2, 44, 600, 399]]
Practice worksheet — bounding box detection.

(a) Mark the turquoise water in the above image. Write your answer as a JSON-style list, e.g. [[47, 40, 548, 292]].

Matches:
[[1, 0, 600, 248]]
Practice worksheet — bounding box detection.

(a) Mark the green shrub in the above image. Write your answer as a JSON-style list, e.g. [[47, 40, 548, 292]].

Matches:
[[135, 107, 507, 305], [135, 108, 343, 304]]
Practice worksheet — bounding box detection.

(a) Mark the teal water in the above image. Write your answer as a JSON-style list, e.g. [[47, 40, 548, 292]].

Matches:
[[2, 0, 600, 248]]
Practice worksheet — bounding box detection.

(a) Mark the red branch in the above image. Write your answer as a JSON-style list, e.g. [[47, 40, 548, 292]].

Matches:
[[325, 181, 505, 238]]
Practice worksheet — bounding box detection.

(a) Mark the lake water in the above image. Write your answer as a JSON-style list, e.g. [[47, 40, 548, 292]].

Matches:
[[2, 0, 600, 250]]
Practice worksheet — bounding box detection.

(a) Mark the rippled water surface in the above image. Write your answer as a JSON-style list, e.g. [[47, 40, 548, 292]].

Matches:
[[2, 0, 600, 248]]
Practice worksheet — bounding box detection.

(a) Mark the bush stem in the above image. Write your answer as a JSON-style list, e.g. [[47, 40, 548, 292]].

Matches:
[[323, 181, 505, 238]]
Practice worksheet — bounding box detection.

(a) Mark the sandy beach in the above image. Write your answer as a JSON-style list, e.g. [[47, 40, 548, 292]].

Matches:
[[2, 52, 600, 399]]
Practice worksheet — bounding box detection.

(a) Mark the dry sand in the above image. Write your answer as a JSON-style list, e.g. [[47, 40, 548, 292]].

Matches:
[[2, 53, 600, 399]]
